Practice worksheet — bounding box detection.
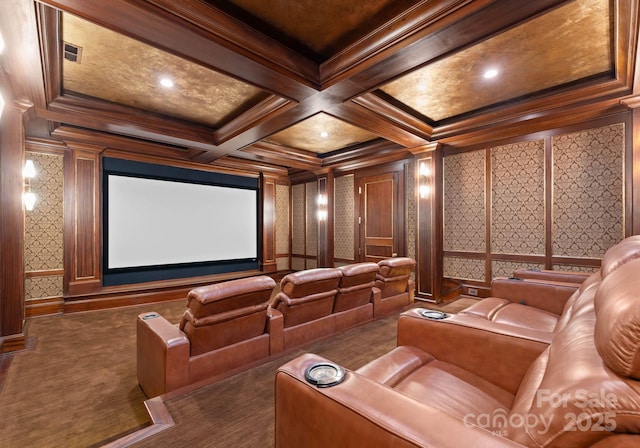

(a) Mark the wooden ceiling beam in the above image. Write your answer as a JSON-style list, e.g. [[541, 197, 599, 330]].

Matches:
[[37, 0, 319, 101], [239, 141, 322, 171], [327, 102, 429, 147], [27, 0, 638, 171], [352, 92, 434, 140], [0, 0, 47, 110], [41, 94, 228, 158]]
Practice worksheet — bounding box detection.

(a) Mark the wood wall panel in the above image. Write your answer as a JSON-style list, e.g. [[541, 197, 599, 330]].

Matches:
[[0, 103, 26, 350], [65, 144, 102, 295], [75, 158, 96, 278], [261, 176, 277, 273], [413, 152, 435, 300]]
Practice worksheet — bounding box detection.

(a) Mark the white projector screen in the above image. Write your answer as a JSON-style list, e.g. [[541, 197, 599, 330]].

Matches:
[[107, 175, 258, 269]]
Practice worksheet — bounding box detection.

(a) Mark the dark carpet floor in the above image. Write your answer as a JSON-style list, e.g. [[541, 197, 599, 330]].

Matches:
[[0, 297, 475, 447]]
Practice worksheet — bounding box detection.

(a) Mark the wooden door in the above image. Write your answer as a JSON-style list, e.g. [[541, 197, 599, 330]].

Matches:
[[357, 172, 402, 262]]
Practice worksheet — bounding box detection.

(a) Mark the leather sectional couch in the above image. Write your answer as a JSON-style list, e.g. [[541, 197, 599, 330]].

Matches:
[[275, 237, 640, 447], [137, 257, 415, 397]]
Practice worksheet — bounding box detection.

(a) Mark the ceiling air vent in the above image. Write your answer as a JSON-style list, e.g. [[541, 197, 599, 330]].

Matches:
[[63, 42, 82, 63]]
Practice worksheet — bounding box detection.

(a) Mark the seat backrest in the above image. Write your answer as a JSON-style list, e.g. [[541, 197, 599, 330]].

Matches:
[[333, 262, 379, 313], [375, 257, 416, 299], [513, 268, 591, 284], [507, 258, 640, 447], [554, 236, 640, 332], [270, 268, 342, 328], [599, 235, 640, 278], [179, 275, 276, 356]]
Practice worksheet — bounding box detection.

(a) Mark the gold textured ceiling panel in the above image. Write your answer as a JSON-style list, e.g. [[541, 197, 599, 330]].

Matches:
[[264, 113, 379, 153], [62, 13, 270, 128], [221, 0, 420, 58], [381, 0, 612, 121]]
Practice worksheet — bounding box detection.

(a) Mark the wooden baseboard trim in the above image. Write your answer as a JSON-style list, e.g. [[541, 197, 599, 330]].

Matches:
[[1, 333, 26, 353], [25, 297, 64, 317], [101, 397, 174, 448]]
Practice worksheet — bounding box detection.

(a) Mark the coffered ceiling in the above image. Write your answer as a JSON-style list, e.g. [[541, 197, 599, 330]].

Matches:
[[0, 0, 638, 175]]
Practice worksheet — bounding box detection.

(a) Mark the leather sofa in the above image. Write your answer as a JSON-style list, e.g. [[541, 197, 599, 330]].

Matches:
[[137, 257, 415, 397], [137, 275, 277, 398], [275, 242, 640, 447], [456, 236, 640, 337], [373, 257, 416, 317], [333, 262, 380, 331], [268, 268, 343, 351], [512, 268, 591, 284]]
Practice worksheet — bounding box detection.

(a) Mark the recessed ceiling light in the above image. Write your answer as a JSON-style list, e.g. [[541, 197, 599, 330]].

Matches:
[[160, 78, 174, 88], [483, 68, 499, 79], [320, 131, 329, 138]]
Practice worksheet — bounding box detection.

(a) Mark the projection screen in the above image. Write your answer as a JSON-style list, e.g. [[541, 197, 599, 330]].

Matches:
[[102, 157, 259, 285]]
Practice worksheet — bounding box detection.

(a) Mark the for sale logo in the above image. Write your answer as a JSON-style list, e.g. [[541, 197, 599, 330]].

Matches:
[[462, 389, 618, 437]]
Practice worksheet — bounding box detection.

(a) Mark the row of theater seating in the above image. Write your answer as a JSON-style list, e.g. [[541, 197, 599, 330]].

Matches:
[[137, 257, 416, 397], [276, 236, 640, 447]]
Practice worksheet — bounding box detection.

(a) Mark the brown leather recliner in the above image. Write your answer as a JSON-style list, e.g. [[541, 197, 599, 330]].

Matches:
[[275, 256, 640, 447], [333, 262, 381, 332], [268, 268, 343, 351], [512, 268, 591, 285], [373, 257, 416, 317], [458, 236, 640, 335], [137, 275, 277, 398]]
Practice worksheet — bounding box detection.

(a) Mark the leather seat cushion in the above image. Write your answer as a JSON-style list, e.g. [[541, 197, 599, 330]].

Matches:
[[491, 304, 559, 332], [357, 346, 514, 422], [461, 298, 558, 332]]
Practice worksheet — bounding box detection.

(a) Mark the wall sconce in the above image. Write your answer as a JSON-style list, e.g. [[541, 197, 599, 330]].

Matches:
[[418, 161, 431, 199], [317, 193, 328, 221], [23, 159, 36, 211]]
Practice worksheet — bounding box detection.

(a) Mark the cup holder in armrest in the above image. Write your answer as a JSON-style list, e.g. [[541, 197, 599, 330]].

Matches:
[[305, 362, 346, 388], [418, 309, 449, 320]]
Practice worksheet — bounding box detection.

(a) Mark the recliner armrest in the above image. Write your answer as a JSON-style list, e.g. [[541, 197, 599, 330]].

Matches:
[[136, 312, 190, 398], [407, 278, 415, 302], [267, 306, 284, 354], [275, 353, 525, 448], [491, 277, 578, 315], [512, 269, 590, 285], [397, 309, 549, 394]]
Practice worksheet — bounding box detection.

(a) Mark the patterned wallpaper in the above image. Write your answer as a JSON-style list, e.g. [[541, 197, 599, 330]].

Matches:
[[491, 260, 545, 280], [552, 124, 624, 258], [275, 184, 290, 255], [291, 256, 305, 271], [553, 264, 599, 273], [406, 160, 416, 262], [491, 140, 545, 255], [443, 256, 485, 281], [276, 257, 289, 271], [334, 174, 354, 260], [443, 150, 486, 252], [291, 183, 305, 254], [25, 276, 63, 300], [24, 152, 64, 301], [305, 181, 318, 256]]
